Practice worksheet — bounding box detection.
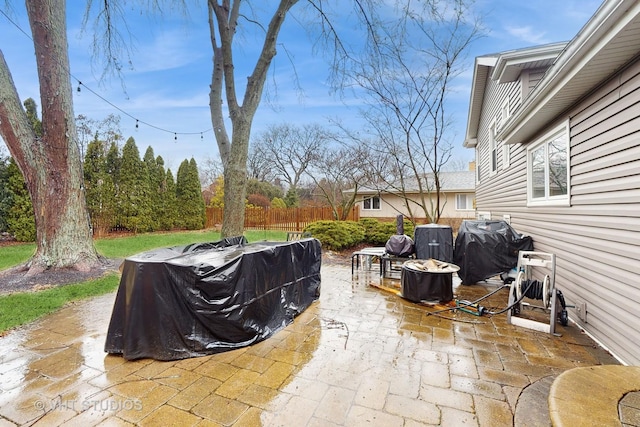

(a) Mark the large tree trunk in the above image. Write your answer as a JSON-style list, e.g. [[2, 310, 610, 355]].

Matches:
[[0, 0, 100, 274], [208, 0, 298, 238]]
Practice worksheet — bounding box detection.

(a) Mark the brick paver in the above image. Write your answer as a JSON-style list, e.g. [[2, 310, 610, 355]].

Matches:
[[0, 259, 619, 426]]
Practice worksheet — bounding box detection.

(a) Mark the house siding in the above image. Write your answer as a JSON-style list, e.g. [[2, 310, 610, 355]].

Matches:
[[476, 73, 523, 191], [475, 57, 640, 365], [362, 192, 475, 220]]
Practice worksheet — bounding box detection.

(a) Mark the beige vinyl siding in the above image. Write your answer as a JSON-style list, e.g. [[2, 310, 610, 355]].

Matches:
[[527, 68, 547, 92], [362, 192, 475, 220], [476, 73, 527, 211], [559, 59, 640, 365], [475, 57, 640, 365]]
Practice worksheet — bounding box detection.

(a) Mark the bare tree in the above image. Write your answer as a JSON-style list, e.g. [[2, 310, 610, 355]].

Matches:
[[247, 142, 276, 182], [346, 0, 482, 223], [207, 1, 302, 237], [198, 155, 224, 188], [251, 123, 327, 192], [0, 0, 101, 274], [306, 144, 367, 220], [76, 113, 123, 160]]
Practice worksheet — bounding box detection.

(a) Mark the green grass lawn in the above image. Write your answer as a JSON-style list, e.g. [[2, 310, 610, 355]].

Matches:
[[0, 229, 288, 334], [0, 229, 288, 270], [0, 274, 120, 332]]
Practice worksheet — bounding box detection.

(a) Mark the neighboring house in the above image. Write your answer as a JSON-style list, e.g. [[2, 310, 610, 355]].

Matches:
[[348, 170, 476, 223], [464, 0, 640, 365]]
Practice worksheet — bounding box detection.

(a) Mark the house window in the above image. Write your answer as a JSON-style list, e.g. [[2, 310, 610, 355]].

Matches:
[[527, 123, 570, 205], [363, 196, 381, 210], [489, 122, 497, 174], [456, 194, 475, 210]]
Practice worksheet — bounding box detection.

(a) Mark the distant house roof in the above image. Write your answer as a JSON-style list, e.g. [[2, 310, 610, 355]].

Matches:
[[464, 0, 640, 148], [349, 171, 475, 195]]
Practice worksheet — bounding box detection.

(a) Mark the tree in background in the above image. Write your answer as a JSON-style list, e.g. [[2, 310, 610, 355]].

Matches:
[[0, 151, 10, 232], [271, 197, 286, 209], [143, 147, 164, 232], [306, 144, 368, 220], [344, 1, 482, 223], [76, 114, 122, 161], [251, 123, 327, 198], [176, 158, 205, 230], [158, 168, 178, 230], [208, 176, 225, 208], [6, 158, 35, 241], [83, 138, 116, 235], [118, 137, 152, 232], [246, 178, 284, 204], [2, 98, 41, 241]]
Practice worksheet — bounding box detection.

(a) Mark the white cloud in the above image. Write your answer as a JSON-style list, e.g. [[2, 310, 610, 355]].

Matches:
[[504, 25, 549, 45]]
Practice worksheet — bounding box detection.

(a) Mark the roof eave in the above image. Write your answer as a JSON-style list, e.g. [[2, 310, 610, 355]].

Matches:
[[500, 0, 640, 145]]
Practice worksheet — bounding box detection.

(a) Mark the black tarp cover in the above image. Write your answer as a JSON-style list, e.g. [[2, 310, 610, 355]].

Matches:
[[453, 220, 533, 285], [414, 224, 454, 263], [105, 237, 322, 361]]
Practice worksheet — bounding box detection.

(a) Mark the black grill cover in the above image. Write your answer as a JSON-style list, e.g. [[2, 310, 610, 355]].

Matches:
[[385, 234, 415, 257], [414, 224, 453, 262], [453, 220, 533, 285], [105, 237, 321, 360]]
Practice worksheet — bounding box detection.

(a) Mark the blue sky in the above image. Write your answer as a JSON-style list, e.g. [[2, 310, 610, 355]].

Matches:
[[0, 0, 603, 173]]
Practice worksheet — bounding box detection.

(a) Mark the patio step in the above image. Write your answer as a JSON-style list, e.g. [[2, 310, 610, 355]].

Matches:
[[548, 365, 640, 426]]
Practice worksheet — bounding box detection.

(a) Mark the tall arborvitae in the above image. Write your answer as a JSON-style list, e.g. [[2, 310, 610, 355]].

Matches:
[[159, 168, 177, 230], [105, 142, 121, 230], [0, 154, 10, 232], [4, 99, 41, 241], [6, 158, 35, 241], [84, 137, 117, 235], [142, 146, 161, 231], [119, 137, 152, 232], [175, 158, 205, 230], [189, 158, 206, 228]]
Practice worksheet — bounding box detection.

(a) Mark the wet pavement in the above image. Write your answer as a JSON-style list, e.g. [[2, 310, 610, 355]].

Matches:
[[0, 259, 620, 426]]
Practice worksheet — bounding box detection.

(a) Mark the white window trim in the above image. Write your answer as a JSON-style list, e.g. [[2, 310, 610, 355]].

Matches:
[[500, 99, 510, 129], [363, 195, 381, 210], [489, 120, 497, 176], [503, 143, 510, 169], [455, 193, 475, 211], [476, 147, 481, 184], [526, 122, 571, 207]]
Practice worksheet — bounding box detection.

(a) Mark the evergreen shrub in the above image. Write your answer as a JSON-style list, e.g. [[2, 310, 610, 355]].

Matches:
[[304, 220, 365, 251], [359, 217, 416, 246]]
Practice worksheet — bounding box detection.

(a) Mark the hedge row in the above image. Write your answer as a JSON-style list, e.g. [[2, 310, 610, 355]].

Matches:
[[304, 218, 415, 251]]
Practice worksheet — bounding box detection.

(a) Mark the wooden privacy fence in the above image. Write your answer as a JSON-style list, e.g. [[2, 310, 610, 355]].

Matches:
[[206, 206, 360, 231]]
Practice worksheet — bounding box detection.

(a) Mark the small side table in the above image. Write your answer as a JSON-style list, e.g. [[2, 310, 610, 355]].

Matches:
[[351, 247, 386, 275]]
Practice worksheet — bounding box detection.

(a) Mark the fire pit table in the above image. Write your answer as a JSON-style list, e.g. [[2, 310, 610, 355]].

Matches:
[[400, 259, 460, 303]]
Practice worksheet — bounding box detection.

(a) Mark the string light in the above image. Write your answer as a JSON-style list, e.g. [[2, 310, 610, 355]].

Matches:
[[0, 8, 214, 141]]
